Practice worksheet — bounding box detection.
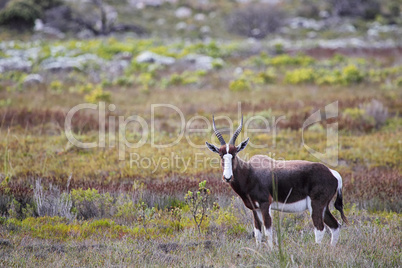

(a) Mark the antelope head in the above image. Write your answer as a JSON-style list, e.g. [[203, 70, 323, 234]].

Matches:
[[206, 116, 249, 182]]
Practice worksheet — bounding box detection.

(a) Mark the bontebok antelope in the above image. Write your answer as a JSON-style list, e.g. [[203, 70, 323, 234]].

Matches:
[[205, 116, 348, 247]]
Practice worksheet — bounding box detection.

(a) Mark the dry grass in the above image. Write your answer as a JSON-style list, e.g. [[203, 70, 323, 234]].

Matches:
[[0, 207, 400, 267]]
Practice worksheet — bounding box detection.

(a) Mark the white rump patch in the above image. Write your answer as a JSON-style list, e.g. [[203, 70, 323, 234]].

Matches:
[[271, 198, 310, 213], [329, 168, 342, 193]]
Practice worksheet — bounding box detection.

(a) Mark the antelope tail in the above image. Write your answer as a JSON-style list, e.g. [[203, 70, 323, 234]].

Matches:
[[330, 168, 349, 225]]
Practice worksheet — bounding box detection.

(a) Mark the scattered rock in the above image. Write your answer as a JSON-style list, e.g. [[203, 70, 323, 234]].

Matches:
[[175, 7, 192, 18], [34, 19, 66, 39], [104, 59, 131, 80], [0, 57, 32, 73], [156, 18, 166, 25], [114, 52, 133, 61], [77, 29, 95, 39], [307, 31, 317, 38], [41, 54, 103, 72], [234, 67, 243, 76], [175, 22, 187, 31], [181, 54, 222, 70], [319, 10, 330, 18], [129, 0, 166, 8], [194, 13, 206, 22], [43, 5, 77, 33], [102, 52, 133, 80], [367, 28, 379, 38], [136, 51, 175, 65], [288, 17, 325, 31], [200, 25, 210, 34], [23, 74, 43, 86]]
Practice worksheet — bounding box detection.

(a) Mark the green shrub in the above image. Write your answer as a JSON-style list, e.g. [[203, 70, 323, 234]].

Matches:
[[270, 54, 315, 67], [180, 41, 230, 58], [115, 194, 138, 222], [76, 83, 96, 93], [0, 0, 62, 29], [394, 77, 402, 87], [49, 80, 63, 93], [274, 43, 284, 54], [330, 54, 347, 65], [229, 78, 251, 92], [84, 87, 112, 103], [8, 198, 34, 219], [255, 68, 276, 84], [0, 216, 6, 225], [285, 68, 315, 84], [0, 0, 42, 29], [115, 76, 134, 87], [136, 72, 155, 92], [342, 107, 376, 131], [185, 180, 210, 234], [164, 71, 202, 88], [98, 40, 134, 60], [212, 58, 225, 70], [71, 188, 113, 220], [0, 98, 12, 108], [343, 107, 366, 121], [251, 53, 315, 68], [227, 224, 247, 236], [342, 64, 364, 84], [316, 70, 343, 85]]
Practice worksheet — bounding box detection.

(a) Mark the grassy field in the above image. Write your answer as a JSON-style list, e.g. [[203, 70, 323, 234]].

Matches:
[[0, 35, 401, 267]]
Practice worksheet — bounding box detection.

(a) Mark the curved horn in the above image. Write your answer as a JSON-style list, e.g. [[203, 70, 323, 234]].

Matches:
[[212, 115, 226, 145], [229, 115, 243, 145]]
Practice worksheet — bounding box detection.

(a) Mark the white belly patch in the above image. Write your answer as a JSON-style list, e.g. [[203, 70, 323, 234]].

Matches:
[[271, 197, 310, 213]]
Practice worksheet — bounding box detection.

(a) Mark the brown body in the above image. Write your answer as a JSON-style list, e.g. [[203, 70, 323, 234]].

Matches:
[[230, 154, 346, 236]]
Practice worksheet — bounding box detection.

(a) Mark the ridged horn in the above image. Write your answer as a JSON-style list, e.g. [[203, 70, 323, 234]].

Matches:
[[229, 115, 243, 145], [212, 115, 226, 145]]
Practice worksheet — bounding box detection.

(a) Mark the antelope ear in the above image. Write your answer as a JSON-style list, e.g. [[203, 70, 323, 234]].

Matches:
[[206, 142, 220, 154], [236, 137, 249, 153]]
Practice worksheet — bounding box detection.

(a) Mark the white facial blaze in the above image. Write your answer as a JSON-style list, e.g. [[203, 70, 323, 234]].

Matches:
[[223, 144, 233, 179]]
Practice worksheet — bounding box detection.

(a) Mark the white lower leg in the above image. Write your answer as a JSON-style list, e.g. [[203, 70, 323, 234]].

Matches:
[[264, 226, 273, 249], [254, 228, 262, 245], [314, 228, 325, 244], [330, 227, 340, 246]]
